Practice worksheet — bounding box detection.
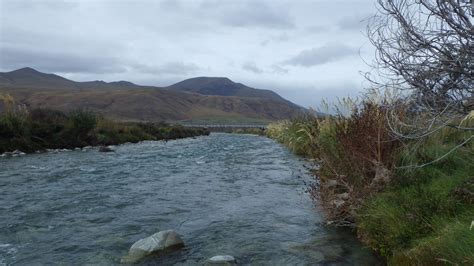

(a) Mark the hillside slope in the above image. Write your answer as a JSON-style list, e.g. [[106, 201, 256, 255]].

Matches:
[[168, 77, 283, 100], [0, 68, 305, 123]]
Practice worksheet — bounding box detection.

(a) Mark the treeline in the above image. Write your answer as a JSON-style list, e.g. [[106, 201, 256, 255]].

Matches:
[[0, 108, 210, 154], [266, 102, 473, 264]]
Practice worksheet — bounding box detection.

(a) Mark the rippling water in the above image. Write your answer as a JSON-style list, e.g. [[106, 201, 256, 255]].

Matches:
[[0, 133, 378, 265]]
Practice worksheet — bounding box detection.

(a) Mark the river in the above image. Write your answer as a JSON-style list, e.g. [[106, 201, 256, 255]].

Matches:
[[0, 133, 378, 265]]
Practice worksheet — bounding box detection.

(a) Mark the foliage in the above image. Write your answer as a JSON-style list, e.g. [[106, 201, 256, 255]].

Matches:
[[0, 108, 210, 153], [267, 102, 473, 264], [357, 127, 474, 264], [231, 127, 265, 135], [266, 115, 319, 156], [268, 100, 402, 225]]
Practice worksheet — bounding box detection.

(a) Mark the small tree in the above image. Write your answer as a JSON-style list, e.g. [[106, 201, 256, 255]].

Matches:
[[366, 0, 473, 140]]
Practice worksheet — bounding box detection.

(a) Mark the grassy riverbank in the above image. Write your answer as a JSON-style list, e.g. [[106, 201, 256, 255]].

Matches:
[[266, 104, 473, 264], [0, 108, 210, 154]]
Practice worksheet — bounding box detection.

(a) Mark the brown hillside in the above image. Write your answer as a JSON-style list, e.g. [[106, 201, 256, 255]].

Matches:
[[0, 68, 306, 123]]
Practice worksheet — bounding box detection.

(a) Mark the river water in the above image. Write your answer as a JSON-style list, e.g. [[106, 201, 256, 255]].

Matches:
[[0, 133, 378, 265]]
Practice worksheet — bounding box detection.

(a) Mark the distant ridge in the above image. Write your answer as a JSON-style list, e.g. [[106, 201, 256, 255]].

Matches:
[[0, 67, 306, 122], [168, 76, 284, 101], [0, 67, 75, 88]]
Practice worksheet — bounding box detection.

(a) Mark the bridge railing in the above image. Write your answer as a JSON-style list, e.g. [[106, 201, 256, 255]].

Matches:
[[181, 124, 267, 129]]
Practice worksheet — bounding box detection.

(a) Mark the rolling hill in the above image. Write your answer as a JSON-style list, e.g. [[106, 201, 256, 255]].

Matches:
[[0, 67, 306, 123]]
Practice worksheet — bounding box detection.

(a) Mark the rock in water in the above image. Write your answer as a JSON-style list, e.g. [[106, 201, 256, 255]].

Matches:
[[98, 146, 114, 152], [122, 230, 184, 263], [206, 255, 237, 265]]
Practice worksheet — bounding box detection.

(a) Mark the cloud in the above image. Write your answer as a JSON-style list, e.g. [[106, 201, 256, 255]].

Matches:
[[337, 14, 371, 31], [199, 0, 294, 29], [260, 33, 290, 46], [134, 62, 200, 76], [270, 65, 289, 75], [0, 46, 126, 74], [0, 0, 375, 107], [242, 62, 263, 74], [283, 43, 358, 67]]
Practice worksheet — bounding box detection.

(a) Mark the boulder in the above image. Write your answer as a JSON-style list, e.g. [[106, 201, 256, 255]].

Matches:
[[122, 230, 184, 263], [206, 255, 237, 265]]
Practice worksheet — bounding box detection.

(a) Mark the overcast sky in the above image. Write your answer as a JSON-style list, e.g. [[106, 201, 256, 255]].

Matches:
[[0, 0, 377, 108]]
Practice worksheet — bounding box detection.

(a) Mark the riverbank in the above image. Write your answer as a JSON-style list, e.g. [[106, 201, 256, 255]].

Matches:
[[0, 108, 209, 154], [267, 107, 473, 264]]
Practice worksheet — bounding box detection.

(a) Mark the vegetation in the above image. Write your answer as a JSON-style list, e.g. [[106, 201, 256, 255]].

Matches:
[[231, 127, 266, 136], [267, 104, 473, 264], [267, 1, 473, 263], [0, 106, 209, 154], [358, 124, 473, 265]]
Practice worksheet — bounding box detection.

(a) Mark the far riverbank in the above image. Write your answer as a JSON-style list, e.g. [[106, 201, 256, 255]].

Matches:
[[0, 108, 209, 154]]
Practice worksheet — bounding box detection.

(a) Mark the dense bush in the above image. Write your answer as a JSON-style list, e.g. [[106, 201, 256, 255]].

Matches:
[[0, 108, 210, 153]]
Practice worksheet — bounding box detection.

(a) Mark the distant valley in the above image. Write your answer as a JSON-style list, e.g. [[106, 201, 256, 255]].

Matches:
[[0, 67, 305, 123]]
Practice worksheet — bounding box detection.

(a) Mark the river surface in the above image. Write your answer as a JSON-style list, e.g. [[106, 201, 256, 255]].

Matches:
[[0, 133, 378, 265]]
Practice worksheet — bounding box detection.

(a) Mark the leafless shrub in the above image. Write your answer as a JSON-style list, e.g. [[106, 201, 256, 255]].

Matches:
[[366, 0, 473, 141]]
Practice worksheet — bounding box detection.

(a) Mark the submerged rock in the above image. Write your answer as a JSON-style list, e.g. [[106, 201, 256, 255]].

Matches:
[[1, 150, 26, 157], [122, 230, 184, 263], [206, 255, 237, 265], [98, 146, 114, 153]]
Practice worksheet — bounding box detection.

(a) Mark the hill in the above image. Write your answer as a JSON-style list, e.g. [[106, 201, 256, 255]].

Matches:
[[0, 68, 306, 123], [167, 77, 284, 100]]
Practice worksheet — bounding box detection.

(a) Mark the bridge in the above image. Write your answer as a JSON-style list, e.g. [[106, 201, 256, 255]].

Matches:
[[179, 123, 267, 133]]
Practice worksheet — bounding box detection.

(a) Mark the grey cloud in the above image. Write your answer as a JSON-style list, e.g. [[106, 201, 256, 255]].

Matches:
[[257, 81, 362, 110], [0, 0, 374, 107], [270, 65, 289, 75], [305, 25, 331, 33], [283, 43, 358, 67], [337, 14, 371, 30], [261, 33, 290, 46], [199, 0, 294, 29], [134, 62, 200, 76], [0, 46, 126, 74], [242, 62, 263, 74]]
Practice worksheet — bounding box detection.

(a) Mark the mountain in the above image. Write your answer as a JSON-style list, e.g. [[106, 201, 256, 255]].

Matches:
[[0, 68, 139, 90], [0, 68, 306, 123], [168, 77, 283, 100], [0, 67, 76, 88]]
